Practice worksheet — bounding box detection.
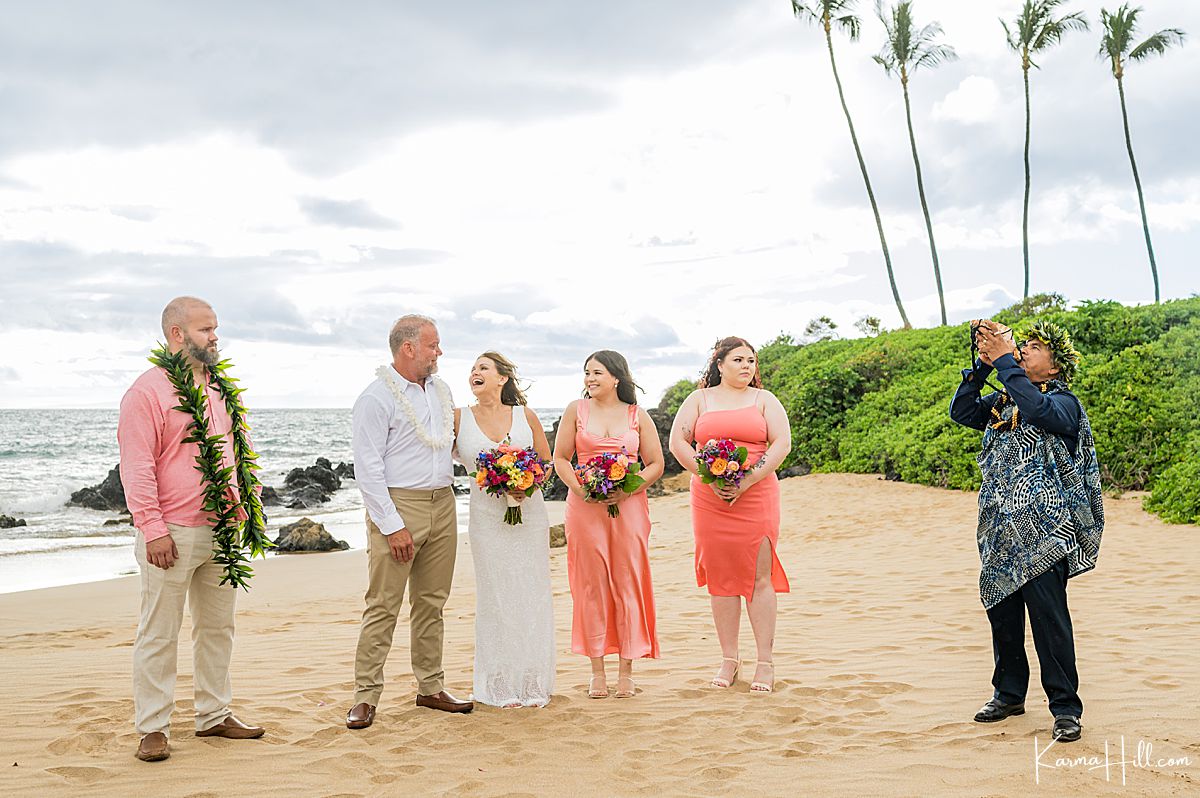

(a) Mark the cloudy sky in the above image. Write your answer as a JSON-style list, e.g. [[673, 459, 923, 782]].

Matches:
[[1, 0, 1197, 409]]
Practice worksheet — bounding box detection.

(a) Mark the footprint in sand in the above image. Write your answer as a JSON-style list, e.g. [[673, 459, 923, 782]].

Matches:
[[47, 732, 120, 756], [1143, 677, 1183, 690], [45, 766, 106, 784]]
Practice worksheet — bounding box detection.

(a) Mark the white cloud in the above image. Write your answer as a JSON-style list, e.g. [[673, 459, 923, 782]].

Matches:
[[933, 76, 1002, 125], [472, 309, 518, 325]]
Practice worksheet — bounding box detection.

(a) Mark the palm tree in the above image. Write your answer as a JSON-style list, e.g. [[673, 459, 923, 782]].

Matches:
[[791, 0, 911, 329], [1001, 0, 1089, 299], [1099, 5, 1185, 304], [873, 0, 956, 326]]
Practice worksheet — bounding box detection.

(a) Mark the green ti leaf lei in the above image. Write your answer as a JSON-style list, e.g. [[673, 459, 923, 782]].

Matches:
[[148, 344, 273, 589]]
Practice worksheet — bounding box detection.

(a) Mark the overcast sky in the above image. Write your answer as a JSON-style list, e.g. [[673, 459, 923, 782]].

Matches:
[[2, 0, 1197, 409]]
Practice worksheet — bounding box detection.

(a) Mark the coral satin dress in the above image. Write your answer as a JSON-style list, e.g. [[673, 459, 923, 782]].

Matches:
[[565, 399, 660, 660], [690, 394, 790, 600]]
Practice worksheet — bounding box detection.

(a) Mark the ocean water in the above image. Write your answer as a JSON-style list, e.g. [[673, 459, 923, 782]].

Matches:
[[0, 408, 561, 594]]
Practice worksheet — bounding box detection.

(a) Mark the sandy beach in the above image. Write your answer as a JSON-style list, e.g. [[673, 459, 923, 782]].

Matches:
[[1, 473, 1196, 797]]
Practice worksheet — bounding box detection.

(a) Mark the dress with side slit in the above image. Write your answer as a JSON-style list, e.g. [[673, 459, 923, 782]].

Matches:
[[689, 391, 790, 600]]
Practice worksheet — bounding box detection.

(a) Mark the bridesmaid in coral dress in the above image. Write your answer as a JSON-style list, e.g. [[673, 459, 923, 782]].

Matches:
[[553, 350, 664, 699], [669, 337, 792, 693]]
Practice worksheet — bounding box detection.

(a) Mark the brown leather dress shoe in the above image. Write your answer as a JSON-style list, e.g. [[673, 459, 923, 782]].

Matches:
[[346, 702, 376, 729], [195, 714, 265, 739], [415, 690, 474, 714], [136, 731, 170, 762]]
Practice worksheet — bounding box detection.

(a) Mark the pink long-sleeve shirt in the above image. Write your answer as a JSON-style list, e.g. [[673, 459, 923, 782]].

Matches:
[[117, 365, 245, 543]]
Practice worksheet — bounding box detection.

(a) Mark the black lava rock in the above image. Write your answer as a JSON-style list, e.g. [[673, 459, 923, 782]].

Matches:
[[68, 466, 127, 512], [272, 518, 349, 552]]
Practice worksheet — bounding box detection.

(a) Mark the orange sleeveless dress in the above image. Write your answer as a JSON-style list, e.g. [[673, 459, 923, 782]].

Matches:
[[565, 399, 660, 659], [690, 397, 790, 600]]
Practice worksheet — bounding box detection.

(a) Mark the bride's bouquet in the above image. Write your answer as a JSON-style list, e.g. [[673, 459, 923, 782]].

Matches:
[[472, 444, 551, 525], [575, 450, 646, 517], [695, 438, 749, 502]]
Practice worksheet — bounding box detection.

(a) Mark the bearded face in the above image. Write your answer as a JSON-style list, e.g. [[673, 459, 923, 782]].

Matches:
[[186, 337, 220, 367]]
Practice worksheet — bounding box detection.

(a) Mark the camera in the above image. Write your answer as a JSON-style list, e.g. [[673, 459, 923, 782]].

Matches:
[[970, 320, 1015, 346]]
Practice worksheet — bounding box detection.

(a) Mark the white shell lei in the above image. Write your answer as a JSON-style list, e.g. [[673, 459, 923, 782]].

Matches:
[[375, 366, 455, 450]]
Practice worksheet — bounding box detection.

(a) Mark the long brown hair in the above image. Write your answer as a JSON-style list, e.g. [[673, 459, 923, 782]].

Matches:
[[583, 350, 642, 405], [478, 351, 529, 406], [700, 337, 762, 389]]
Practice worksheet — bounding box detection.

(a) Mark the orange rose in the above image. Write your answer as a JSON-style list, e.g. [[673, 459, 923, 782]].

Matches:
[[497, 454, 516, 469], [475, 471, 487, 486], [725, 460, 740, 473], [616, 454, 629, 468], [609, 462, 627, 481], [516, 471, 535, 490], [710, 458, 728, 476]]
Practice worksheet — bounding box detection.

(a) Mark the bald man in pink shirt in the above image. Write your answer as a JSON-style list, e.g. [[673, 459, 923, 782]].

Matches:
[[118, 296, 264, 762]]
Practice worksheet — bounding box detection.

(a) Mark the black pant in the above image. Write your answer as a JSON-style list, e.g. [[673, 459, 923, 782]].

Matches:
[[985, 557, 1082, 718]]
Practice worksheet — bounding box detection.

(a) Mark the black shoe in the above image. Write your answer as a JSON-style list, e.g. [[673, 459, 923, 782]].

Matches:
[[973, 699, 1026, 723], [1052, 715, 1082, 743]]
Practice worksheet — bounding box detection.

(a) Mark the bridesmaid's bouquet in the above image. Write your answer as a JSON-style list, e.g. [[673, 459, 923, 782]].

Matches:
[[695, 438, 749, 502], [473, 444, 551, 525], [575, 451, 645, 517]]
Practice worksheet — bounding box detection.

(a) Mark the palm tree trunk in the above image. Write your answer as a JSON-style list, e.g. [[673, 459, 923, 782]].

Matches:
[[1021, 61, 1032, 299], [903, 79, 946, 325], [1117, 74, 1161, 303], [823, 24, 911, 329]]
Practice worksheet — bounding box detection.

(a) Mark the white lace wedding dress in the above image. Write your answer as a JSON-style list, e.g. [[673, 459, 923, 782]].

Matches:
[[454, 405, 555, 707]]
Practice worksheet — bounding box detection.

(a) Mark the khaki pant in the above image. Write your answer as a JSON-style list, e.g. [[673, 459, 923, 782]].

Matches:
[[354, 487, 458, 705], [133, 523, 237, 736]]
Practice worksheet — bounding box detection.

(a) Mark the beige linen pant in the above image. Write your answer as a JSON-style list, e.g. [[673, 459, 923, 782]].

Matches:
[[133, 523, 236, 736], [354, 487, 457, 705]]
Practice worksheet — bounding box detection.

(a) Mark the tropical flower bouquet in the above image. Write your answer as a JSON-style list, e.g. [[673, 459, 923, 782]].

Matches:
[[473, 443, 550, 525], [695, 438, 749, 502], [575, 451, 646, 517]]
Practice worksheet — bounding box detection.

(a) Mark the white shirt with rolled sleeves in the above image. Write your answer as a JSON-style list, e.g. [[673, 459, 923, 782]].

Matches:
[[351, 367, 454, 536]]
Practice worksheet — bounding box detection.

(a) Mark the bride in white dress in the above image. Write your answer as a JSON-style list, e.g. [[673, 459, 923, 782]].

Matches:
[[453, 352, 556, 708]]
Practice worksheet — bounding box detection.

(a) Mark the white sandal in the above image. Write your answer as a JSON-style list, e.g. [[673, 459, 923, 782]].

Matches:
[[588, 675, 610, 699], [711, 657, 740, 688], [750, 661, 774, 693]]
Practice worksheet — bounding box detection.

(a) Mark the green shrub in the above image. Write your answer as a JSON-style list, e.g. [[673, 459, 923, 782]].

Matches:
[[657, 378, 697, 415]]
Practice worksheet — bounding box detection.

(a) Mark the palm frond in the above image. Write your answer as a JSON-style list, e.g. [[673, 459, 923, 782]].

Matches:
[[790, 1, 821, 25], [1098, 5, 1136, 62], [1000, 18, 1021, 52], [1031, 11, 1089, 53], [1004, 0, 1089, 58], [914, 42, 957, 70], [834, 13, 862, 40], [875, 1, 955, 77], [1129, 28, 1187, 60]]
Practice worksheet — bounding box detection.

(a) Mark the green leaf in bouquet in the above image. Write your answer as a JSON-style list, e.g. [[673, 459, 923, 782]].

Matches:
[[697, 461, 712, 478], [700, 475, 715, 484], [622, 474, 646, 492], [734, 446, 748, 463]]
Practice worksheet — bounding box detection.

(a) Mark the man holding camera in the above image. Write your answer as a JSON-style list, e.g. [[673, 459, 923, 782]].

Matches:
[[950, 319, 1104, 744]]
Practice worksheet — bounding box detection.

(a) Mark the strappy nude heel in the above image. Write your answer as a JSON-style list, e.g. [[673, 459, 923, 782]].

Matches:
[[614, 675, 636, 699], [750, 661, 774, 693], [588, 675, 610, 699], [711, 657, 740, 688]]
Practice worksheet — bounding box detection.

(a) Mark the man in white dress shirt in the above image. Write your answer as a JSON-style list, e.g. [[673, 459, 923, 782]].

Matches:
[[346, 315, 473, 729]]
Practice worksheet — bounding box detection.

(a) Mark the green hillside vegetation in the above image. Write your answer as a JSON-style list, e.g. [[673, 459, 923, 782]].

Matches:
[[664, 296, 1200, 525]]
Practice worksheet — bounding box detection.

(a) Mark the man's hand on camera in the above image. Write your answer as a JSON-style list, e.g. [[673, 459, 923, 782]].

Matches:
[[975, 320, 1018, 365]]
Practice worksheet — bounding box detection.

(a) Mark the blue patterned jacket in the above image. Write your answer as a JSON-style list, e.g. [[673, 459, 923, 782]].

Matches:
[[950, 355, 1105, 608]]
